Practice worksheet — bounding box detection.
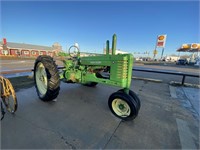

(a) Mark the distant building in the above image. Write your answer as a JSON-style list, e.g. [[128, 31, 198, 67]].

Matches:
[[80, 52, 102, 57], [0, 38, 62, 57], [52, 42, 62, 55], [103, 49, 128, 54], [163, 56, 180, 62]]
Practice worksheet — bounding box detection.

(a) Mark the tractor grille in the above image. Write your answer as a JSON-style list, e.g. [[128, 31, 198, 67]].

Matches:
[[116, 60, 128, 79]]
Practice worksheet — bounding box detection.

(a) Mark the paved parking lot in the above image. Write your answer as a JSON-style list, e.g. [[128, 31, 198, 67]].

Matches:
[[1, 79, 199, 149]]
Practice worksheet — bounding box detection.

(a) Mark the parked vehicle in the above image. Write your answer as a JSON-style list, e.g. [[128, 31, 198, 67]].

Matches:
[[176, 58, 188, 65], [135, 57, 143, 61], [194, 56, 200, 66]]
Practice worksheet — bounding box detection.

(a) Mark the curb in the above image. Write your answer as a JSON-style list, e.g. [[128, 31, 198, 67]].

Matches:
[[132, 76, 163, 83], [169, 81, 200, 88]]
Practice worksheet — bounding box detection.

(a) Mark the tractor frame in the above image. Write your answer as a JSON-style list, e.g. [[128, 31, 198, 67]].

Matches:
[[34, 34, 141, 121]]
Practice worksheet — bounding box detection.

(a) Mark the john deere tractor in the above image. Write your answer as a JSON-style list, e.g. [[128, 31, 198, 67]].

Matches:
[[34, 34, 141, 121]]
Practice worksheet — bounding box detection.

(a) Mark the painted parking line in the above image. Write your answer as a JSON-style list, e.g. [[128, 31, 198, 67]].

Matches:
[[1, 62, 33, 64], [176, 118, 196, 149], [132, 76, 162, 83], [169, 85, 177, 98]]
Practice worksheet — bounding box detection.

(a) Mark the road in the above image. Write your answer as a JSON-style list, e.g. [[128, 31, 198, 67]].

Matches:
[[133, 69, 199, 85], [0, 59, 64, 71], [0, 59, 199, 85]]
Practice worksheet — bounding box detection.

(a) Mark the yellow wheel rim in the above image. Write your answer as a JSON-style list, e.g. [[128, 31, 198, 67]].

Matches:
[[112, 98, 131, 117], [2, 78, 17, 113], [35, 62, 47, 96]]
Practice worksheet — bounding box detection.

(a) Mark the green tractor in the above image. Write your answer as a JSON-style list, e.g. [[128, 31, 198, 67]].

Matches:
[[34, 34, 141, 121]]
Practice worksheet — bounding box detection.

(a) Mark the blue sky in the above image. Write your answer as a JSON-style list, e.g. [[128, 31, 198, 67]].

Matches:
[[1, 1, 199, 57]]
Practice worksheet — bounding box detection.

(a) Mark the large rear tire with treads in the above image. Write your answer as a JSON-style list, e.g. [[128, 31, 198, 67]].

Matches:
[[34, 55, 60, 101]]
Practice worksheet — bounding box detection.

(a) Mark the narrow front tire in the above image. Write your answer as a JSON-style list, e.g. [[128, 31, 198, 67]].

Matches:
[[108, 91, 138, 121]]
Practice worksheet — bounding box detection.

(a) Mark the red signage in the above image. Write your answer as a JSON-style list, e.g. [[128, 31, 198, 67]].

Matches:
[[157, 42, 164, 47], [156, 35, 167, 48], [3, 38, 7, 45]]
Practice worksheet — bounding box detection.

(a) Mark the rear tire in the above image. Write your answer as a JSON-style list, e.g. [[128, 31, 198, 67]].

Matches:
[[34, 56, 60, 101]]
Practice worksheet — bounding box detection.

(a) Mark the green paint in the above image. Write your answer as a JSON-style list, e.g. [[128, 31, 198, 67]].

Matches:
[[60, 34, 133, 92], [112, 34, 117, 55], [106, 40, 110, 55]]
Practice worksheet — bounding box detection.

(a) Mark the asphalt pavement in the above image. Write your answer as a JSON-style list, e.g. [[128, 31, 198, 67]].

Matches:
[[1, 78, 199, 149]]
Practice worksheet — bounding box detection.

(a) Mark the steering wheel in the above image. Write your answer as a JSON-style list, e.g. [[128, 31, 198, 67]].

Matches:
[[68, 45, 80, 58]]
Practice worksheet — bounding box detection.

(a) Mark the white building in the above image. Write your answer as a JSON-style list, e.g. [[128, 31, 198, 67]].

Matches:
[[103, 49, 128, 54], [164, 56, 180, 62]]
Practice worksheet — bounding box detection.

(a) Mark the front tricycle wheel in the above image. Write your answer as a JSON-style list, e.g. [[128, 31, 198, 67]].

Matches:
[[34, 56, 60, 101], [108, 91, 138, 121], [118, 89, 141, 110]]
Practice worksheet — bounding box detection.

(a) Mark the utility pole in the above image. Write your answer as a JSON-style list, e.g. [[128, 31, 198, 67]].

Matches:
[[161, 47, 165, 60]]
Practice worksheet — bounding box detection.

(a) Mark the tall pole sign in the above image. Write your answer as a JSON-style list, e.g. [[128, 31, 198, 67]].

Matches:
[[156, 34, 167, 59], [2, 38, 8, 50]]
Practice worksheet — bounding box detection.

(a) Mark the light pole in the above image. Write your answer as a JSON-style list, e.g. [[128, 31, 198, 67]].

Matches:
[[161, 47, 165, 60]]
